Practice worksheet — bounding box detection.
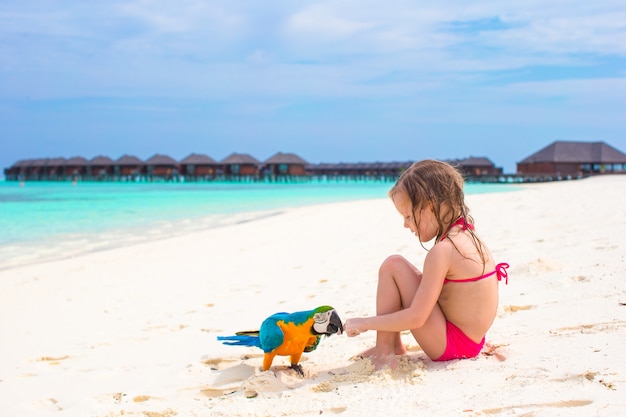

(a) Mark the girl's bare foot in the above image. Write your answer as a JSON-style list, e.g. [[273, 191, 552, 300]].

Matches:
[[351, 346, 376, 360], [354, 343, 408, 359], [370, 353, 402, 370], [353, 346, 408, 370]]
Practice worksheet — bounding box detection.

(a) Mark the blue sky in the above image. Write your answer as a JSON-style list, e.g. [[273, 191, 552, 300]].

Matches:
[[1, 0, 625, 175]]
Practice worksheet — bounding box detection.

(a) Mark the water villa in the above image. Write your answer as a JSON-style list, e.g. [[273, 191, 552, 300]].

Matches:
[[4, 141, 625, 183], [221, 153, 262, 177], [179, 153, 218, 177], [517, 141, 626, 178]]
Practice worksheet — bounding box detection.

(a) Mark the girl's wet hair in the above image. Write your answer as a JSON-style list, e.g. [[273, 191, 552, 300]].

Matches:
[[389, 159, 486, 262]]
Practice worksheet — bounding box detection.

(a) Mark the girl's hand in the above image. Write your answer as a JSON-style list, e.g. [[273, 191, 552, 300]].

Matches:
[[344, 318, 367, 337]]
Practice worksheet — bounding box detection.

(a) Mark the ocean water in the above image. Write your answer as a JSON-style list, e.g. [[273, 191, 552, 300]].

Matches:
[[0, 180, 514, 270]]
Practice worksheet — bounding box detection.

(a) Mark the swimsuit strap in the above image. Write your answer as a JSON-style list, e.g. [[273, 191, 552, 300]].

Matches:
[[440, 217, 474, 241], [443, 263, 510, 285]]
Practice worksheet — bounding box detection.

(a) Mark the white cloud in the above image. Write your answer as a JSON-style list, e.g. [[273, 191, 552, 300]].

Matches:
[[487, 12, 626, 56], [116, 0, 241, 33], [284, 3, 376, 40], [1, 0, 625, 102]]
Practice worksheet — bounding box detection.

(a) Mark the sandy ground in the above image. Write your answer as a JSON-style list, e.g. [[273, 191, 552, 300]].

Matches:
[[1, 175, 625, 416]]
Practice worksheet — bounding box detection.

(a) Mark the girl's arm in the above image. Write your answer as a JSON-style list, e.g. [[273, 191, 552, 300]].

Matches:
[[345, 244, 451, 335]]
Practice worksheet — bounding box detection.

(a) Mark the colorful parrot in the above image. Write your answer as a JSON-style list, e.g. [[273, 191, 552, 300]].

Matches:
[[217, 305, 343, 375]]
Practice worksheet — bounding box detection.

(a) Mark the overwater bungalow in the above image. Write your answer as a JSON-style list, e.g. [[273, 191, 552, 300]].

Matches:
[[11, 142, 624, 183], [517, 141, 626, 178], [368, 162, 413, 177], [114, 154, 144, 178], [309, 161, 412, 179], [89, 156, 115, 178], [450, 157, 503, 178], [64, 156, 89, 178], [264, 152, 308, 176], [145, 154, 179, 179], [220, 153, 261, 177], [5, 159, 30, 179], [12, 158, 56, 180], [45, 158, 67, 179], [26, 159, 47, 179], [179, 153, 218, 179]]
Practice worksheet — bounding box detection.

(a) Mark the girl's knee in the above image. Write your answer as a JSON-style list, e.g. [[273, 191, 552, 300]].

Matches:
[[379, 254, 409, 273], [379, 255, 423, 285]]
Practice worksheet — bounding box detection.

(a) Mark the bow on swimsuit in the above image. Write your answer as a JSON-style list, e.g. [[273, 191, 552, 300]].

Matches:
[[433, 217, 509, 362]]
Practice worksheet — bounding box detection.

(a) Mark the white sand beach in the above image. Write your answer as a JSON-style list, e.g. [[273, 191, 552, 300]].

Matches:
[[1, 175, 625, 417]]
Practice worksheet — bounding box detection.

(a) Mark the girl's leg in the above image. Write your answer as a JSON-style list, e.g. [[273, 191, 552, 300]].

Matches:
[[374, 255, 421, 356], [365, 255, 448, 367]]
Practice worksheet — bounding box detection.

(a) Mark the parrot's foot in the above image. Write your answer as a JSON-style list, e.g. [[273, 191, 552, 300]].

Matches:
[[290, 363, 305, 377]]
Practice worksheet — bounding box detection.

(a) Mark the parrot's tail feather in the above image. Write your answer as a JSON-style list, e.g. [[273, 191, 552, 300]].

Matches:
[[217, 335, 260, 347]]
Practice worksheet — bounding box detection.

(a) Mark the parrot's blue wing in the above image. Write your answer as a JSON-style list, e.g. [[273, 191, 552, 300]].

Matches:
[[258, 314, 286, 353]]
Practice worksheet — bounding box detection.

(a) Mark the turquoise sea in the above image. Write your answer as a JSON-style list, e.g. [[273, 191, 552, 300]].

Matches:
[[0, 180, 513, 270]]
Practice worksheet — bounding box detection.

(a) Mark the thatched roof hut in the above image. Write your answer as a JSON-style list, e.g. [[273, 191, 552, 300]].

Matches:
[[27, 158, 49, 177], [308, 161, 412, 177], [264, 152, 308, 176], [4, 159, 31, 178], [115, 154, 144, 176], [220, 153, 260, 165], [180, 153, 218, 165], [180, 153, 218, 177], [264, 152, 308, 165], [65, 156, 89, 165], [64, 156, 89, 177], [45, 157, 67, 177], [89, 156, 115, 177], [517, 141, 626, 176], [220, 153, 261, 176], [145, 154, 178, 165], [116, 154, 144, 165], [90, 156, 115, 165], [145, 154, 179, 177], [450, 157, 502, 177]]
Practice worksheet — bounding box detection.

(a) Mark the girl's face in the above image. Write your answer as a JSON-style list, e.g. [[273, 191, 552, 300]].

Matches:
[[392, 191, 438, 242]]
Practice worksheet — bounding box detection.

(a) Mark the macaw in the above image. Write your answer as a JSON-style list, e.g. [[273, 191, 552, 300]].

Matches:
[[217, 305, 343, 375]]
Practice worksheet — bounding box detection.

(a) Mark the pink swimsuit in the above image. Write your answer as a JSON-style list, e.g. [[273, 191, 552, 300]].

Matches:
[[434, 218, 509, 362]]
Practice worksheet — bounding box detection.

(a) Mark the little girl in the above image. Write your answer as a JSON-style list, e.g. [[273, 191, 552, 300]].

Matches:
[[343, 160, 508, 369]]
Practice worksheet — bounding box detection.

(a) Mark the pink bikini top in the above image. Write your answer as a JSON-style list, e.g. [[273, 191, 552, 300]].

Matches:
[[443, 263, 510, 285], [441, 217, 510, 285]]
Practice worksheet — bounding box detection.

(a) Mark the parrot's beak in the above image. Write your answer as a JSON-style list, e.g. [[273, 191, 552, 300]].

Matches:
[[328, 310, 344, 336]]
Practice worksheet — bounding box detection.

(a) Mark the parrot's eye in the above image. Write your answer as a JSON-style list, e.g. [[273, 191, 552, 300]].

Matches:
[[314, 312, 329, 323]]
